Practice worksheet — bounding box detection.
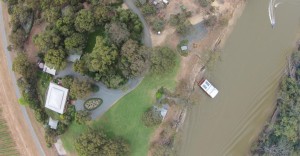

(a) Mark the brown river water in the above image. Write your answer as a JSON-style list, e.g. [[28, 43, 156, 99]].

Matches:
[[180, 0, 300, 155]]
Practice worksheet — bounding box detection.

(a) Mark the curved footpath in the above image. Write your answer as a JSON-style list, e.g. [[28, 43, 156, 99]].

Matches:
[[0, 3, 45, 156]]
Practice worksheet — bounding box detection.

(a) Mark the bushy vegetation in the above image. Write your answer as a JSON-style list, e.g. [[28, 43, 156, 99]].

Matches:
[[75, 110, 91, 125], [75, 129, 130, 156], [150, 47, 176, 74], [142, 107, 162, 127], [251, 51, 300, 156], [197, 0, 214, 8], [169, 10, 192, 35]]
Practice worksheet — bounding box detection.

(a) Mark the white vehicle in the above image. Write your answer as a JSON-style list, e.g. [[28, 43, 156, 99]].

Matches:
[[199, 79, 219, 98]]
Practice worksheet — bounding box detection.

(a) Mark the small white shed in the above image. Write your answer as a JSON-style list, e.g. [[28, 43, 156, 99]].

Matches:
[[48, 117, 59, 129]]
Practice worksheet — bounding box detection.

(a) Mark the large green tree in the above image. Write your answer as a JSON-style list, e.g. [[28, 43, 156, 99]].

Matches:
[[119, 39, 149, 78], [150, 47, 176, 74], [34, 29, 62, 52], [74, 9, 95, 32], [105, 21, 130, 47], [44, 49, 66, 70], [12, 53, 32, 78], [64, 33, 86, 54], [70, 79, 91, 99], [84, 36, 118, 73], [93, 5, 111, 25], [75, 130, 130, 156]]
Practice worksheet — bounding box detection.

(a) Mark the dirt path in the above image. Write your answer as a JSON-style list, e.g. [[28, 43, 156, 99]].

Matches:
[[0, 36, 39, 155], [1, 2, 56, 155]]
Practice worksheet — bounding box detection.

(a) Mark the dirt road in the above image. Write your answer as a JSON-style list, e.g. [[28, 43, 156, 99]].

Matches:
[[0, 35, 40, 155]]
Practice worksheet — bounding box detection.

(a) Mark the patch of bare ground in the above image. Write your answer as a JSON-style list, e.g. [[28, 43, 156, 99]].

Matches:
[[1, 3, 57, 155], [24, 21, 47, 62]]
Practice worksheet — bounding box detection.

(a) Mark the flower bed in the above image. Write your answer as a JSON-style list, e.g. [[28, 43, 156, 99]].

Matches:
[[84, 98, 103, 110]]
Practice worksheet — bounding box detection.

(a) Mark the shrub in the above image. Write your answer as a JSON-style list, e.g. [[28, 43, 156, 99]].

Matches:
[[75, 110, 91, 125], [156, 87, 164, 100], [203, 15, 217, 27], [91, 83, 100, 92], [84, 98, 103, 110], [141, 3, 156, 15], [142, 107, 162, 127], [152, 18, 165, 32]]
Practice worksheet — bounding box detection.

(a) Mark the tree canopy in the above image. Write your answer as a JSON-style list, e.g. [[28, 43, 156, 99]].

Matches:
[[75, 9, 95, 32], [64, 33, 86, 54], [150, 47, 176, 74], [75, 129, 130, 156], [44, 49, 66, 70], [70, 79, 91, 99], [84, 36, 118, 73]]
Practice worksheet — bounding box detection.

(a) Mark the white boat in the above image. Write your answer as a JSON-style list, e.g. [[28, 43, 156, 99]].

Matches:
[[199, 79, 219, 98]]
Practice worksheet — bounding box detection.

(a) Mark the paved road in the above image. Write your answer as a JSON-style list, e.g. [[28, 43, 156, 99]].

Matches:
[[125, 0, 152, 47], [0, 3, 45, 156]]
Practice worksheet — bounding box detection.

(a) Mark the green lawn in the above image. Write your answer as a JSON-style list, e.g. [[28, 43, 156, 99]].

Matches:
[[37, 71, 52, 104], [61, 57, 180, 156]]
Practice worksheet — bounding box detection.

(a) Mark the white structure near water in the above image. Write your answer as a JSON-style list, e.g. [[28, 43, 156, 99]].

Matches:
[[45, 82, 69, 114], [48, 117, 59, 129]]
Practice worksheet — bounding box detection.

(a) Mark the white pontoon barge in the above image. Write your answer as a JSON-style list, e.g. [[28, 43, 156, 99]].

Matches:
[[198, 79, 219, 98]]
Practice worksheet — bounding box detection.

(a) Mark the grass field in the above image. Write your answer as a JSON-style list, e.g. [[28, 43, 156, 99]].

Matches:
[[61, 57, 180, 155], [0, 109, 19, 155]]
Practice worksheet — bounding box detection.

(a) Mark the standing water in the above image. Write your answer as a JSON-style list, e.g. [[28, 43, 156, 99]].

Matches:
[[180, 0, 300, 155]]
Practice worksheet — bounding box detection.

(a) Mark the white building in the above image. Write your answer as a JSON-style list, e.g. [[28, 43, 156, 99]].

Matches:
[[43, 64, 56, 76], [45, 82, 69, 114], [181, 45, 188, 51], [48, 117, 59, 129]]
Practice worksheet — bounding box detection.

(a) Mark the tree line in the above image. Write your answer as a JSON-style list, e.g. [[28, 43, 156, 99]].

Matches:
[[251, 51, 300, 156]]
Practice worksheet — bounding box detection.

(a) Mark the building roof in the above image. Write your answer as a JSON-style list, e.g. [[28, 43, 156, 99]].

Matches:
[[43, 64, 56, 76], [67, 54, 81, 62], [181, 46, 188, 51], [48, 117, 59, 129], [45, 82, 69, 114]]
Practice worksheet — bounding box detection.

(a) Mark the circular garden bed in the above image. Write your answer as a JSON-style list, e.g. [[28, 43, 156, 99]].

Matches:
[[84, 98, 103, 111]]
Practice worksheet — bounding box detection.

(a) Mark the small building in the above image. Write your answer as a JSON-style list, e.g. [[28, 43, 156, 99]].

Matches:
[[45, 82, 69, 114], [43, 64, 56, 76], [181, 45, 188, 51], [67, 54, 81, 62], [48, 117, 59, 129], [163, 0, 169, 4], [154, 104, 169, 120]]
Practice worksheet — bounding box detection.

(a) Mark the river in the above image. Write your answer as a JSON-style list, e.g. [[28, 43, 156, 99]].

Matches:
[[180, 0, 300, 155]]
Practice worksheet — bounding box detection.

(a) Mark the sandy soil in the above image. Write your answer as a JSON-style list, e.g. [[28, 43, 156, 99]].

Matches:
[[1, 3, 57, 155], [0, 37, 39, 156]]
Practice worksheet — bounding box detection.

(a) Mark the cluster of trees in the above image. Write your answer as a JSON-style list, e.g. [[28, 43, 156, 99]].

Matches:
[[75, 129, 130, 156], [142, 107, 162, 127], [13, 53, 49, 124], [169, 10, 192, 35], [251, 51, 300, 155], [74, 36, 150, 88], [197, 0, 214, 8]]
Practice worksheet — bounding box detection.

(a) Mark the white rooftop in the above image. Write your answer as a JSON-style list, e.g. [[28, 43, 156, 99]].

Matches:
[[181, 46, 188, 51], [45, 82, 69, 114], [48, 117, 58, 129], [43, 64, 56, 76]]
